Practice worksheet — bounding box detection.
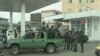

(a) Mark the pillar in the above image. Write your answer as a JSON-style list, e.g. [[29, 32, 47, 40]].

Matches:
[[98, 17, 100, 41], [69, 20, 72, 31], [85, 19, 88, 35], [21, 0, 25, 36], [10, 11, 13, 30]]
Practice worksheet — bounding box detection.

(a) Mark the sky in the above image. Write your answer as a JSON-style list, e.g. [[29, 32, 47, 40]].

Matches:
[[0, 11, 30, 24], [0, 1, 62, 24]]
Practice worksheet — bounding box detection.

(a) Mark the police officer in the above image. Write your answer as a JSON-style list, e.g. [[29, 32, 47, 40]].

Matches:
[[73, 30, 79, 52], [45, 24, 49, 32], [66, 31, 72, 50], [64, 31, 68, 49], [48, 26, 56, 38], [79, 31, 85, 53], [69, 31, 74, 50]]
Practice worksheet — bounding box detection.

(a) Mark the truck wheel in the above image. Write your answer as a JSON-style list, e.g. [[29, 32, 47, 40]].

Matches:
[[11, 45, 20, 55], [46, 44, 56, 54]]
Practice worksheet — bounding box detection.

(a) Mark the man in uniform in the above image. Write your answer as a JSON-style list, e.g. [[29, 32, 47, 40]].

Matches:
[[79, 31, 85, 53], [66, 31, 72, 50], [64, 31, 68, 49], [48, 26, 56, 38], [73, 30, 79, 52]]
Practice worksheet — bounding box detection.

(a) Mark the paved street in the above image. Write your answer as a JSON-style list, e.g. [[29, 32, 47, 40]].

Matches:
[[0, 42, 99, 56]]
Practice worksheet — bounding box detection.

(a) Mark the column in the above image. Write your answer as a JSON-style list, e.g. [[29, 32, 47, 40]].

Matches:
[[10, 11, 13, 30], [21, 0, 25, 36], [69, 20, 72, 31], [99, 17, 100, 41], [8, 11, 14, 39], [85, 19, 88, 35]]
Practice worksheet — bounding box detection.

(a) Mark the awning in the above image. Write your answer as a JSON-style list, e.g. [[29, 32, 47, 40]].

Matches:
[[43, 14, 64, 21], [44, 10, 100, 21], [64, 10, 100, 20]]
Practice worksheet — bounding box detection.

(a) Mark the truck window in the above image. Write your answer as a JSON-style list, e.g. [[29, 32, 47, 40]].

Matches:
[[36, 32, 44, 39], [24, 32, 35, 39]]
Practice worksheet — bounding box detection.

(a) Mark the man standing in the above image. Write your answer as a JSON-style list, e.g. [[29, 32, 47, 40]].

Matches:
[[48, 26, 56, 38], [66, 31, 72, 50], [79, 31, 85, 53], [64, 31, 68, 49], [73, 30, 79, 52]]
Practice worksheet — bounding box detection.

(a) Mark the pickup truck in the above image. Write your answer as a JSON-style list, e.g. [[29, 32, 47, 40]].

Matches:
[[5, 31, 64, 55]]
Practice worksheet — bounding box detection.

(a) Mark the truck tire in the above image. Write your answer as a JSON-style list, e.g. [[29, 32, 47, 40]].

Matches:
[[11, 45, 20, 55], [46, 44, 56, 54]]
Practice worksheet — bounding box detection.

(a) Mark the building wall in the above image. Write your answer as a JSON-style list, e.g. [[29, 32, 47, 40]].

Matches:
[[42, 12, 55, 18], [90, 18, 100, 41], [61, 0, 100, 41], [41, 10, 61, 22], [62, 0, 100, 13]]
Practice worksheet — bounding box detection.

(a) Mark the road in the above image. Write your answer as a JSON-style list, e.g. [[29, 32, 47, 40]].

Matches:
[[0, 41, 99, 56]]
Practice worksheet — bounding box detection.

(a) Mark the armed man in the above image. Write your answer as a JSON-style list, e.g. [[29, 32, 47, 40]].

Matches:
[[78, 30, 85, 53], [72, 30, 79, 52]]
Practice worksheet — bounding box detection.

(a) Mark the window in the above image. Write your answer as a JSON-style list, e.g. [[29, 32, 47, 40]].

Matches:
[[90, 0, 94, 3], [70, 0, 72, 3], [87, 0, 89, 3], [68, 0, 72, 3], [79, 0, 89, 3], [68, 9, 72, 13], [79, 0, 82, 3], [79, 9, 82, 12], [24, 32, 35, 39], [36, 32, 44, 39]]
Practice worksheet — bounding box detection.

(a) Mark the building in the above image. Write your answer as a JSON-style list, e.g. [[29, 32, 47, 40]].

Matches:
[[43, 0, 100, 41], [61, 0, 100, 41], [0, 17, 8, 26], [31, 13, 41, 22], [30, 13, 42, 27], [0, 17, 8, 34], [42, 10, 62, 18], [62, 0, 100, 13], [41, 10, 62, 26]]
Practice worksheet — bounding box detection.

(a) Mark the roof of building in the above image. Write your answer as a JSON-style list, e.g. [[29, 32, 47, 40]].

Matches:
[[0, 0, 59, 13], [41, 10, 61, 13]]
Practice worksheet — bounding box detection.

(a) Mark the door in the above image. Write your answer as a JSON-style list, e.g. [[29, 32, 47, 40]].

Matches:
[[20, 32, 35, 48], [33, 32, 47, 48]]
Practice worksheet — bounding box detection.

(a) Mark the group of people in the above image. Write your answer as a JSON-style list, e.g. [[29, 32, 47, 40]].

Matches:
[[41, 23, 88, 53], [64, 30, 88, 53], [41, 24, 60, 38]]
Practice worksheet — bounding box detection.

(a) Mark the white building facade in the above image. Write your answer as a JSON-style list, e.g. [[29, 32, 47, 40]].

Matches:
[[43, 10, 100, 41]]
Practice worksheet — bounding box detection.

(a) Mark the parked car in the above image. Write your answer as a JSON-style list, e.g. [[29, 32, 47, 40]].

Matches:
[[5, 31, 64, 55], [95, 46, 100, 56]]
